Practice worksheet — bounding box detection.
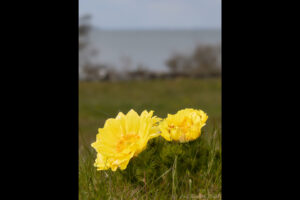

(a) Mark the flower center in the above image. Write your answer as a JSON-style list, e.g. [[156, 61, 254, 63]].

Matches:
[[116, 134, 140, 153]]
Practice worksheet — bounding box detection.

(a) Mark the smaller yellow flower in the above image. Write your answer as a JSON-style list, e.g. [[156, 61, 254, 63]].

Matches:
[[159, 108, 208, 143]]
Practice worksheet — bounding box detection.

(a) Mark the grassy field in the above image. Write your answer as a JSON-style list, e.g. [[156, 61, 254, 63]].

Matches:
[[79, 78, 221, 200]]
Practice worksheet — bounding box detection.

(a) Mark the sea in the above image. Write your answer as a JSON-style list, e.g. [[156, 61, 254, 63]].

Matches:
[[85, 29, 221, 72]]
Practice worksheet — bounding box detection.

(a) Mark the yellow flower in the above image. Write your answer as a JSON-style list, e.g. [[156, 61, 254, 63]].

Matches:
[[159, 108, 208, 143], [91, 109, 161, 171]]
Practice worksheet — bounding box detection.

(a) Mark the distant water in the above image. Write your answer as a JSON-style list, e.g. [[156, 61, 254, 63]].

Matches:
[[88, 29, 221, 72]]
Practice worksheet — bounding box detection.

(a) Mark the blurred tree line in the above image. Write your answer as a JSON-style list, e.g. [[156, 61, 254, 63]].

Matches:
[[166, 45, 221, 78], [79, 15, 111, 80]]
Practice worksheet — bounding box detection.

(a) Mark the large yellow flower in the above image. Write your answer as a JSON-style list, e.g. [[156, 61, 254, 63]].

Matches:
[[91, 109, 161, 171], [159, 108, 208, 143]]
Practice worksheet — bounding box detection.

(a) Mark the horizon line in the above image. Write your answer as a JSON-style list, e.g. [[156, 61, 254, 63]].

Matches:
[[91, 27, 221, 31]]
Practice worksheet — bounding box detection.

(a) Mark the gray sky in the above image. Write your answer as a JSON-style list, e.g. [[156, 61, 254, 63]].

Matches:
[[79, 0, 221, 30]]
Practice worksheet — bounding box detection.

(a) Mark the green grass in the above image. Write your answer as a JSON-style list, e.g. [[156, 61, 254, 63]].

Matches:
[[79, 78, 221, 200]]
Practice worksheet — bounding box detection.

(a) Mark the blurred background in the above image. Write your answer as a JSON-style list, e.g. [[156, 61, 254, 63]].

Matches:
[[79, 0, 221, 145], [79, 1, 221, 198], [79, 0, 221, 81], [79, 0, 221, 142]]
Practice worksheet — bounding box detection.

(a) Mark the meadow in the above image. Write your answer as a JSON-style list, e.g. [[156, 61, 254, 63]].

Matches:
[[79, 78, 221, 200]]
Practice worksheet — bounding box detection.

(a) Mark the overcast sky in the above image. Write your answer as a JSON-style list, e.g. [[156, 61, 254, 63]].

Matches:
[[79, 0, 221, 30]]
